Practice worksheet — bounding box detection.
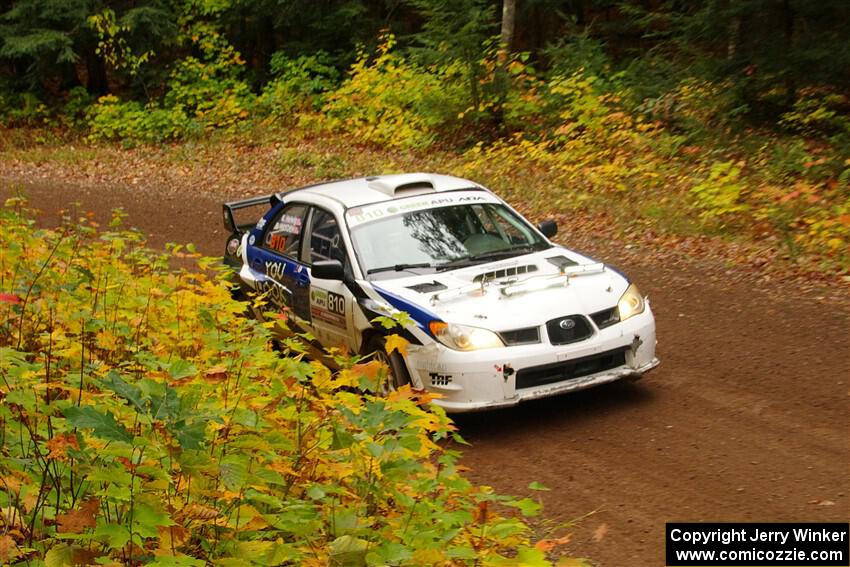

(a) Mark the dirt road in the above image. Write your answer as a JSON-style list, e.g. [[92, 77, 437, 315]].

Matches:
[[3, 180, 848, 566]]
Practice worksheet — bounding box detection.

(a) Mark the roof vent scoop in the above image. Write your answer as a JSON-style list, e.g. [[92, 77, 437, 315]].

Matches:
[[368, 173, 436, 197]]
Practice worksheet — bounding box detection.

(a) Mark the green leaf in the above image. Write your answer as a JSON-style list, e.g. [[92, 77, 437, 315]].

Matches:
[[514, 546, 552, 566], [329, 535, 369, 566], [365, 441, 383, 458], [172, 420, 206, 450], [366, 541, 412, 564], [151, 384, 181, 421], [168, 359, 197, 380], [487, 518, 530, 539], [63, 406, 133, 443], [102, 371, 147, 413], [219, 455, 248, 490], [5, 388, 36, 412], [331, 425, 354, 450], [94, 522, 131, 549], [306, 485, 325, 500], [507, 498, 543, 516], [132, 502, 174, 539], [148, 555, 207, 566], [45, 543, 74, 567], [528, 481, 551, 491]]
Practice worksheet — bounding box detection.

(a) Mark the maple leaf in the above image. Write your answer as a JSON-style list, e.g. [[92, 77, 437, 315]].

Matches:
[[175, 503, 220, 523], [535, 533, 572, 552], [0, 535, 21, 563], [46, 433, 80, 460], [352, 360, 381, 380], [203, 365, 228, 382], [56, 498, 99, 534], [387, 384, 414, 402], [157, 524, 190, 552], [384, 334, 409, 357], [0, 293, 21, 304], [95, 329, 119, 351]]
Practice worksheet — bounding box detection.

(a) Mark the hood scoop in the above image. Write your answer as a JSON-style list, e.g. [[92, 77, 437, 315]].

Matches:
[[546, 255, 578, 271], [406, 280, 448, 293], [473, 264, 538, 283]]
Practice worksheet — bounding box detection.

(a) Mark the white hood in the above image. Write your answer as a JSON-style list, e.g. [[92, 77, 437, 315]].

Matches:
[[370, 247, 628, 331]]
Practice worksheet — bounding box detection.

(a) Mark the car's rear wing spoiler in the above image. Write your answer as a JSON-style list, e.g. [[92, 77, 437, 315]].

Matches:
[[222, 193, 282, 233]]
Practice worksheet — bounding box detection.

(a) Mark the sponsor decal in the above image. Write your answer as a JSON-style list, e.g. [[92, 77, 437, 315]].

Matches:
[[267, 233, 290, 251], [256, 217, 267, 229], [310, 288, 346, 327], [259, 261, 290, 305], [429, 371, 453, 386], [266, 261, 287, 281], [276, 214, 302, 235], [264, 214, 302, 251], [248, 234, 255, 245], [346, 191, 501, 226]]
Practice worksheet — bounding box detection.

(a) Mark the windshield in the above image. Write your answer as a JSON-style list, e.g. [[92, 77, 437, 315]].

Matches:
[[349, 202, 549, 278]]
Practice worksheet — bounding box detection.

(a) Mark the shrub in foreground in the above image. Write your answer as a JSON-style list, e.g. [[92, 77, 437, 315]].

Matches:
[[0, 201, 579, 566]]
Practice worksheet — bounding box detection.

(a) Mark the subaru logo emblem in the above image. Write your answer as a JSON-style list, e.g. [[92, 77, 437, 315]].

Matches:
[[559, 318, 576, 330]]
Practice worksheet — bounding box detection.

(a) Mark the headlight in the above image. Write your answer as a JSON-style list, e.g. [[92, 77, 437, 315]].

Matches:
[[617, 283, 645, 321], [226, 237, 241, 256], [429, 321, 504, 351]]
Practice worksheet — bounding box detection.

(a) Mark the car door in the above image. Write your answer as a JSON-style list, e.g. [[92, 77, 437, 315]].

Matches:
[[303, 207, 356, 351], [251, 202, 312, 324]]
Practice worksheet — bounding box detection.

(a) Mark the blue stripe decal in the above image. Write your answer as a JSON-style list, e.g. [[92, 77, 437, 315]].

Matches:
[[372, 285, 442, 336]]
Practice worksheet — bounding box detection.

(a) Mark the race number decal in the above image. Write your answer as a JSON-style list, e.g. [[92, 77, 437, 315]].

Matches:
[[310, 288, 346, 327]]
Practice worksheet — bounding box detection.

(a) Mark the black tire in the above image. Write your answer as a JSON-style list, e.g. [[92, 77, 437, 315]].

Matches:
[[366, 335, 411, 394]]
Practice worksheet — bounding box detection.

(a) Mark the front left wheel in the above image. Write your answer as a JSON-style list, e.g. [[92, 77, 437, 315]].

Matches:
[[366, 335, 411, 395]]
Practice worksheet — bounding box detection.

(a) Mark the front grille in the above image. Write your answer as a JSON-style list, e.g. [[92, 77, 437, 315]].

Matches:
[[516, 348, 627, 389], [499, 327, 540, 346], [590, 306, 620, 329], [546, 315, 593, 345]]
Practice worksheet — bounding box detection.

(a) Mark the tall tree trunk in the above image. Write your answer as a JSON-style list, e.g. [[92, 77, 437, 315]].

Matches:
[[727, 15, 740, 59], [85, 45, 108, 95], [494, 0, 516, 129], [500, 0, 516, 52], [782, 0, 796, 107]]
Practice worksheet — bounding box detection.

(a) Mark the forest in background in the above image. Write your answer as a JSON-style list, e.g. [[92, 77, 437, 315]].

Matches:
[[1, 0, 849, 272], [1, 3, 849, 564]]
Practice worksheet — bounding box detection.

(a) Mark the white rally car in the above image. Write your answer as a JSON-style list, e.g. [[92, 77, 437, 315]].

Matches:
[[222, 173, 658, 412]]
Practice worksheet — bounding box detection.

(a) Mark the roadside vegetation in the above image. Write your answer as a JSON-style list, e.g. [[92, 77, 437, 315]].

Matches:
[[0, 201, 579, 565], [1, 1, 847, 276], [0, 2, 847, 563]]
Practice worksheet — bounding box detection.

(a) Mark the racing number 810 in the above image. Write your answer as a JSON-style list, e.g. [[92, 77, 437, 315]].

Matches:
[[327, 292, 345, 315]]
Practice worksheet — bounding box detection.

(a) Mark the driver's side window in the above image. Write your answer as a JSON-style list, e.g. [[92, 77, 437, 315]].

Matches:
[[309, 208, 348, 267], [263, 203, 308, 258]]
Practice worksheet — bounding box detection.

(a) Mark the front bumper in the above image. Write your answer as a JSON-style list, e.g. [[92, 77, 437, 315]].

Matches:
[[406, 306, 658, 413]]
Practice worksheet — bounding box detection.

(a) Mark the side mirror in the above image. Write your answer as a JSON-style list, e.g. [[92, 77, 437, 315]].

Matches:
[[311, 260, 344, 281], [538, 219, 557, 238]]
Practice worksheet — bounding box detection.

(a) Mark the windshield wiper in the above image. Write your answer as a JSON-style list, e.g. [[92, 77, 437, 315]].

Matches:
[[437, 244, 542, 271], [367, 262, 434, 275]]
